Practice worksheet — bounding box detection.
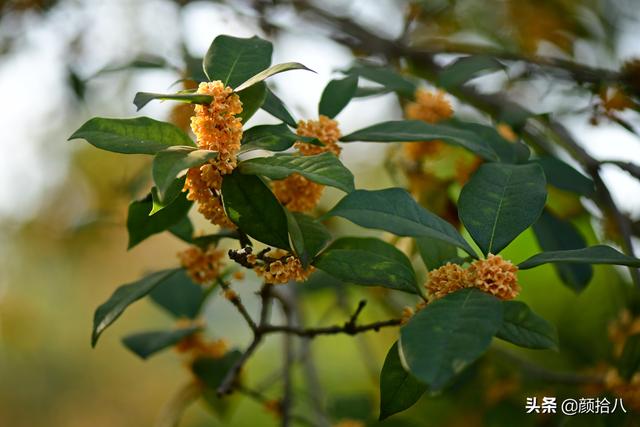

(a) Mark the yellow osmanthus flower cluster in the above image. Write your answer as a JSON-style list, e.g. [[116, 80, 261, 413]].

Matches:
[[604, 369, 640, 411], [252, 249, 315, 285], [178, 245, 225, 285], [183, 81, 243, 227], [273, 115, 342, 212], [426, 255, 520, 301], [608, 309, 640, 357], [176, 333, 229, 359]]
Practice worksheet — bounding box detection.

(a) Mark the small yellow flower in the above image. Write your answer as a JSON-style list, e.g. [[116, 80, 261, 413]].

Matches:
[[272, 173, 325, 212], [295, 115, 342, 156], [426, 262, 469, 300], [178, 245, 225, 285], [253, 249, 315, 284], [183, 168, 236, 229], [467, 254, 520, 300]]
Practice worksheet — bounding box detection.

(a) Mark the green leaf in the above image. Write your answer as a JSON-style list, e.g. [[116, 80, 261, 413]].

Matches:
[[379, 342, 426, 420], [532, 209, 593, 292], [152, 146, 218, 199], [325, 189, 475, 255], [240, 123, 300, 152], [92, 269, 181, 346], [203, 35, 272, 88], [496, 301, 558, 350], [286, 211, 331, 268], [345, 63, 416, 98], [416, 238, 459, 270], [122, 326, 201, 359], [149, 268, 205, 319], [354, 86, 392, 98], [438, 55, 504, 89], [399, 289, 503, 391], [221, 170, 290, 249], [127, 191, 192, 249], [239, 152, 355, 193], [69, 117, 194, 154], [234, 62, 314, 92], [169, 215, 195, 243], [446, 119, 522, 163], [192, 350, 243, 390], [458, 163, 547, 255], [319, 75, 358, 118], [150, 176, 186, 215], [340, 120, 498, 161], [192, 230, 241, 249], [262, 88, 297, 126], [618, 334, 640, 380], [314, 237, 418, 293], [518, 245, 640, 269], [534, 157, 595, 196], [237, 82, 266, 123], [133, 92, 213, 111]]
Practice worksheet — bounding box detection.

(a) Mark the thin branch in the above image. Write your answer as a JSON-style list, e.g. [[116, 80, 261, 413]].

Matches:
[[218, 279, 257, 332], [217, 335, 262, 396], [280, 289, 295, 427], [260, 318, 402, 337]]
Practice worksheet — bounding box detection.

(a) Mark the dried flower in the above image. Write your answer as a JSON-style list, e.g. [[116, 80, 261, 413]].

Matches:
[[272, 173, 325, 212], [295, 115, 342, 156], [253, 249, 315, 284], [426, 262, 470, 300], [178, 245, 225, 285], [467, 254, 520, 300]]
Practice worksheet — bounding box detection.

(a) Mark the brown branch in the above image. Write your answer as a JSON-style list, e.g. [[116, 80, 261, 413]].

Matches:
[[260, 318, 402, 337]]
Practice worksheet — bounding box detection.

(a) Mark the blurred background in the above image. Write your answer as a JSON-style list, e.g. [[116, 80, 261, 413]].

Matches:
[[1, 0, 640, 426]]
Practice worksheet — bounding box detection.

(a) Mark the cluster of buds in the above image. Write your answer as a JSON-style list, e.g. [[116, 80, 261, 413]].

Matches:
[[273, 115, 342, 212], [228, 247, 315, 284], [183, 81, 243, 227], [178, 244, 225, 285]]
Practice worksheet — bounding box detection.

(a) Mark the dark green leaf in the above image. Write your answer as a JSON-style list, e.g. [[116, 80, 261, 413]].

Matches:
[[379, 342, 426, 420], [69, 117, 194, 154], [92, 269, 181, 346], [345, 64, 416, 98], [519, 245, 640, 269], [262, 88, 296, 126], [237, 82, 266, 123], [319, 75, 358, 118], [169, 215, 194, 243], [532, 210, 593, 292], [235, 62, 314, 92], [122, 326, 200, 359], [325, 189, 475, 255], [340, 120, 498, 161], [354, 86, 392, 98], [240, 123, 300, 152], [400, 289, 503, 391], [221, 170, 290, 249], [133, 92, 213, 111], [192, 350, 243, 390], [239, 152, 355, 193], [446, 119, 521, 163], [416, 238, 459, 270], [150, 176, 186, 215], [534, 157, 595, 196], [192, 230, 241, 249], [286, 211, 331, 267], [496, 301, 558, 350], [459, 163, 547, 255], [438, 55, 504, 89], [203, 35, 272, 88], [315, 237, 418, 293], [618, 334, 640, 380], [127, 191, 192, 249], [149, 268, 205, 319], [152, 146, 218, 199]]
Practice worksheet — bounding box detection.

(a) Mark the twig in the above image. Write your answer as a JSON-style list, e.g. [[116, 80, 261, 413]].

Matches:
[[280, 289, 295, 427], [217, 335, 262, 396], [260, 318, 402, 337]]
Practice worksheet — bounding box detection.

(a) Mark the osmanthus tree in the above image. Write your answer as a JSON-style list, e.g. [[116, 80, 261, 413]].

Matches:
[[70, 35, 640, 426]]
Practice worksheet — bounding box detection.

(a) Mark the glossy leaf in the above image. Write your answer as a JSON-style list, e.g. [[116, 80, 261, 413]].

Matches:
[[240, 123, 301, 152], [262, 88, 297, 126], [459, 163, 547, 255], [149, 268, 205, 319], [319, 75, 358, 118], [150, 176, 186, 215], [400, 289, 503, 391], [69, 117, 194, 154], [237, 82, 266, 123], [496, 301, 558, 350], [534, 157, 594, 197], [235, 62, 314, 92], [203, 35, 272, 87], [122, 326, 201, 360], [92, 269, 180, 346], [152, 146, 218, 199], [446, 119, 521, 163], [438, 55, 504, 89], [325, 188, 475, 255], [133, 92, 212, 111], [286, 211, 331, 268], [416, 238, 459, 270], [519, 245, 640, 269], [239, 152, 355, 193], [169, 215, 195, 243], [127, 191, 192, 249], [379, 342, 426, 420], [532, 209, 593, 292], [315, 237, 418, 293], [221, 171, 290, 249], [340, 120, 498, 161]]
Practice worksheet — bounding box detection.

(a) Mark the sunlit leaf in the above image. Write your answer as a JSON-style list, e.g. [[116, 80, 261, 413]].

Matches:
[[234, 62, 314, 92], [152, 146, 218, 199]]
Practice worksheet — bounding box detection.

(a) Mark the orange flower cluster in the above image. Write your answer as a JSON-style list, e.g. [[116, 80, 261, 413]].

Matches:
[[252, 249, 315, 284], [425, 255, 520, 301], [403, 89, 453, 161], [608, 309, 640, 357], [175, 333, 228, 359], [183, 81, 243, 227], [273, 115, 342, 212], [178, 245, 225, 285], [604, 369, 640, 411]]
